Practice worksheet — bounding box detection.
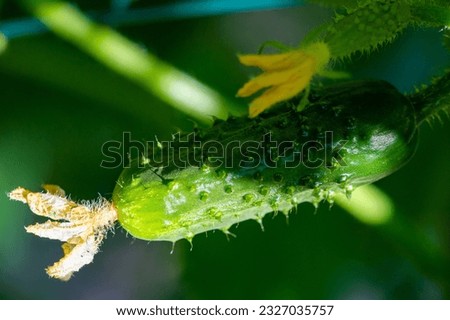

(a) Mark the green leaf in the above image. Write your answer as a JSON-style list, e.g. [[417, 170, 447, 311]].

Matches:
[[324, 1, 411, 58], [410, 3, 450, 27]]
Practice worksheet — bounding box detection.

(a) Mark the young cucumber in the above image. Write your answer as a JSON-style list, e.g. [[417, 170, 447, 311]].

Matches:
[[113, 80, 418, 242]]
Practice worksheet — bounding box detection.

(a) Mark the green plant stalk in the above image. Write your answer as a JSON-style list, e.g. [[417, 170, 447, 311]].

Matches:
[[0, 32, 7, 53], [408, 70, 450, 126], [334, 184, 394, 226], [20, 0, 243, 124], [336, 185, 450, 290]]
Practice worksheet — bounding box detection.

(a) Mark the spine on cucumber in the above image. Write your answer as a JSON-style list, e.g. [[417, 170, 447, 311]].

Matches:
[[113, 80, 418, 242]]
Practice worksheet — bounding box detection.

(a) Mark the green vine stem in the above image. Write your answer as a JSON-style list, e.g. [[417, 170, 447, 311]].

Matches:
[[0, 32, 6, 53], [336, 184, 450, 287], [409, 70, 450, 126], [19, 0, 243, 124]]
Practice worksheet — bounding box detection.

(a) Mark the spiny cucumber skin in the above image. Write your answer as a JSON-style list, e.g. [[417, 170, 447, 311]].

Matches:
[[113, 80, 417, 242]]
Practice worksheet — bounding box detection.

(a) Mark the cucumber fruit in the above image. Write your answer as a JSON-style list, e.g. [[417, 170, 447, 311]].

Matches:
[[113, 80, 418, 242]]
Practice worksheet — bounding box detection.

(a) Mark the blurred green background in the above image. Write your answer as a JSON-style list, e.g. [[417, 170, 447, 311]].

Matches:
[[0, 0, 449, 299]]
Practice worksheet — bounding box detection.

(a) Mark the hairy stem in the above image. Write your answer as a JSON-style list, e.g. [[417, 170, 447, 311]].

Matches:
[[408, 70, 450, 126]]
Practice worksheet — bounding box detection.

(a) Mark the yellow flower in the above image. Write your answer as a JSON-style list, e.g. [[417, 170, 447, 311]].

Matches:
[[237, 42, 331, 118]]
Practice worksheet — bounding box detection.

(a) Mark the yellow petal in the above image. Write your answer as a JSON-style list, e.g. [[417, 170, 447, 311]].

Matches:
[[237, 42, 332, 117], [238, 51, 307, 71], [237, 66, 303, 97], [249, 73, 313, 118]]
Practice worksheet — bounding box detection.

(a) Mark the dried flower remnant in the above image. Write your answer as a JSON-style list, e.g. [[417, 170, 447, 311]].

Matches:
[[8, 185, 117, 281]]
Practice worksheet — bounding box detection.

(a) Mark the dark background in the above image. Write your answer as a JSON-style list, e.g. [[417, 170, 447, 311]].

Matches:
[[0, 1, 449, 299]]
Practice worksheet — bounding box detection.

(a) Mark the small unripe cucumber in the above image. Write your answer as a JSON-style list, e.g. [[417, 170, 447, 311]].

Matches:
[[113, 80, 417, 242]]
